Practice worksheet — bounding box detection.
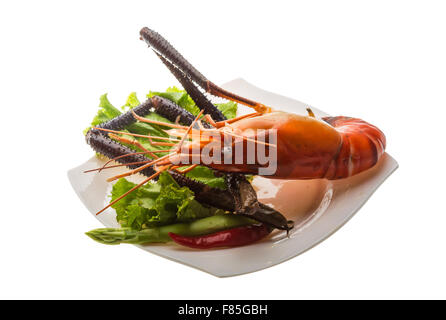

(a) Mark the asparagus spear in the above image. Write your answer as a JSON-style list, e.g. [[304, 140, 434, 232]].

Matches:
[[86, 215, 255, 245], [86, 228, 159, 245]]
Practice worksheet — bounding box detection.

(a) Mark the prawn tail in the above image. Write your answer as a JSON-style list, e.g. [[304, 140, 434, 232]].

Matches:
[[323, 116, 386, 179]]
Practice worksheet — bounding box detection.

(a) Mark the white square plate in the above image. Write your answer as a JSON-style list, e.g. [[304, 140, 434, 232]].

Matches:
[[68, 78, 398, 277]]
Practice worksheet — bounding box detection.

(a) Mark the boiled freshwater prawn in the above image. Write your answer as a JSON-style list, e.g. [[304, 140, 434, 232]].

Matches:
[[86, 27, 387, 241]]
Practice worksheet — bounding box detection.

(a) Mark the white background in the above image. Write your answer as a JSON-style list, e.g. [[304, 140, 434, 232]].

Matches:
[[0, 0, 445, 299]]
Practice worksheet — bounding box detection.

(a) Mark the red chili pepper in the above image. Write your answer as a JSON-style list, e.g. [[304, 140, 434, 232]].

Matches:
[[168, 224, 271, 249]]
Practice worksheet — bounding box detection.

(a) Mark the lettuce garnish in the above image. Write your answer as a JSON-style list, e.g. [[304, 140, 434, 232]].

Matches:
[[111, 172, 224, 230]]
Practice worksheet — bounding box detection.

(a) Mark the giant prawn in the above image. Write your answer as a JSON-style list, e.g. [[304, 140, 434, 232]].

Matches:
[[86, 27, 386, 233]]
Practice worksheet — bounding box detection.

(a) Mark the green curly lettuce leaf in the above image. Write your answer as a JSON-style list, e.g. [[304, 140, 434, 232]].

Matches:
[[121, 92, 140, 111], [111, 172, 224, 230], [215, 101, 238, 119]]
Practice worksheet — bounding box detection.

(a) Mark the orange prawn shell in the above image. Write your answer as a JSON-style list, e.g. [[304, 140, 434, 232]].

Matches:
[[224, 111, 342, 178], [322, 116, 386, 179]]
